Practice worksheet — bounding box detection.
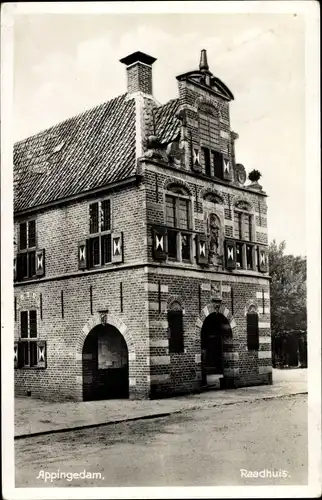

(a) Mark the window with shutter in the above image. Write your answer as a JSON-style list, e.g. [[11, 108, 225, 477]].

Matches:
[[163, 185, 192, 263], [202, 147, 211, 176], [16, 219, 37, 280], [87, 198, 113, 268], [19, 310, 44, 368], [247, 313, 259, 350], [168, 306, 184, 353]]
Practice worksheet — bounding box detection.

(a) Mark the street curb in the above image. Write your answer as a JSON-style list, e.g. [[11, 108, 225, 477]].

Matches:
[[14, 390, 307, 440]]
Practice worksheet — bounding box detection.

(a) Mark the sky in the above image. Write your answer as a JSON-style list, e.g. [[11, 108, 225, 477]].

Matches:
[[13, 9, 306, 256]]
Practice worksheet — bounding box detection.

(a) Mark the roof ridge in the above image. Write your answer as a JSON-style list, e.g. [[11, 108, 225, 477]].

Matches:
[[14, 93, 128, 147]]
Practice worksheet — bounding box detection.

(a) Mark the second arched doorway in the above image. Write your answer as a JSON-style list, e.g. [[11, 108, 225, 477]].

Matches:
[[82, 324, 129, 401], [201, 312, 232, 388]]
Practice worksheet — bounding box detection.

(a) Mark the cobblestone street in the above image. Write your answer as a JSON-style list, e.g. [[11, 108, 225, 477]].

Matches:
[[15, 394, 307, 487]]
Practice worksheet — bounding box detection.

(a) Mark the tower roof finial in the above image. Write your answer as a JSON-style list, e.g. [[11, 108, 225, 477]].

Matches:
[[199, 49, 209, 72]]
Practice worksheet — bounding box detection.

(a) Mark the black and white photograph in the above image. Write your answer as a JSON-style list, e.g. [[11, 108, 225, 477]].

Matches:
[[1, 1, 320, 498]]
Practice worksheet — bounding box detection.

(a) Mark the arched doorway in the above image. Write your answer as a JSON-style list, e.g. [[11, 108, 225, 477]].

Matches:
[[201, 312, 232, 387], [82, 324, 129, 401]]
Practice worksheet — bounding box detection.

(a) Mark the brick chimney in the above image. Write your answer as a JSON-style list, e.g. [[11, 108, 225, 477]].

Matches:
[[120, 51, 157, 95]]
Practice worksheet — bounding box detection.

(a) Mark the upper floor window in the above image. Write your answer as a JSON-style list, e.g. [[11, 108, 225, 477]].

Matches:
[[165, 185, 192, 262], [17, 220, 36, 279], [233, 202, 255, 270], [88, 199, 112, 268]]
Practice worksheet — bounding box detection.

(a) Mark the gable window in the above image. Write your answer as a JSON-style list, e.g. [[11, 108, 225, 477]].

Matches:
[[165, 185, 191, 262], [247, 311, 259, 350], [88, 199, 112, 268], [16, 220, 37, 279], [167, 301, 184, 353]]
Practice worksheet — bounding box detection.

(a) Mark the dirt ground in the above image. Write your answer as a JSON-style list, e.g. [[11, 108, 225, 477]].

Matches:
[[15, 394, 307, 488]]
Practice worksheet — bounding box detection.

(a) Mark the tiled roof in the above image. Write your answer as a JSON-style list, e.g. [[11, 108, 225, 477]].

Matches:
[[14, 94, 136, 212], [154, 98, 181, 145]]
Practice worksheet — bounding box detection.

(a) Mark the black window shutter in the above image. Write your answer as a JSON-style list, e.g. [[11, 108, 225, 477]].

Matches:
[[14, 341, 19, 369], [196, 234, 209, 265], [17, 341, 25, 368], [35, 249, 45, 277], [112, 232, 123, 263], [222, 155, 233, 181], [152, 227, 167, 260], [78, 240, 88, 270], [37, 340, 47, 368], [225, 239, 236, 270], [247, 313, 259, 350], [257, 246, 268, 272]]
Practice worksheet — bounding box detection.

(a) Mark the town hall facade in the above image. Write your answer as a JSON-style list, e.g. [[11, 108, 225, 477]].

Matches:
[[14, 50, 271, 401]]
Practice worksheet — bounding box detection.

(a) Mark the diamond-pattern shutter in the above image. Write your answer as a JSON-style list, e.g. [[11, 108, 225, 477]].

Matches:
[[257, 246, 268, 272], [222, 155, 233, 181], [152, 226, 167, 260], [78, 240, 88, 270], [112, 232, 123, 263], [37, 340, 47, 368], [191, 145, 202, 172], [225, 239, 236, 270], [14, 257, 17, 281], [14, 341, 19, 369], [196, 234, 208, 265], [35, 249, 45, 277]]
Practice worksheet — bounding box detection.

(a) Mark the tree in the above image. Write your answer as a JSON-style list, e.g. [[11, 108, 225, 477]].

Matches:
[[268, 240, 307, 366]]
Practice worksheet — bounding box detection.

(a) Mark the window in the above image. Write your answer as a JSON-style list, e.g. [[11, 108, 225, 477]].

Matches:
[[165, 186, 191, 262], [168, 302, 184, 353], [17, 220, 37, 279], [213, 150, 224, 179], [88, 199, 112, 268], [247, 312, 259, 350], [231, 207, 256, 271], [202, 147, 211, 176], [20, 310, 38, 367]]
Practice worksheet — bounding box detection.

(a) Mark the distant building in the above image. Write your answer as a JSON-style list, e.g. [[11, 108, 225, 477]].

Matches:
[[14, 49, 271, 401]]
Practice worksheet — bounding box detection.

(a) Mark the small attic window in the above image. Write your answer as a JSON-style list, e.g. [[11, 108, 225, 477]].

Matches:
[[52, 141, 65, 153]]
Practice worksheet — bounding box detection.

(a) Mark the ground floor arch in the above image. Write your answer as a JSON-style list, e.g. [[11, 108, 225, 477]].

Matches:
[[82, 323, 129, 401], [200, 312, 232, 387]]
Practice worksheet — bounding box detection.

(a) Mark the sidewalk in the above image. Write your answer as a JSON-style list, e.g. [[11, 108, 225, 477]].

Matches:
[[15, 369, 307, 439]]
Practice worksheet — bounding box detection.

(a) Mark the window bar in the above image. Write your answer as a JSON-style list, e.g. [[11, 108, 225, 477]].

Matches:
[[40, 293, 43, 320], [195, 184, 198, 208], [231, 287, 234, 316], [155, 173, 159, 203], [14, 296, 17, 322], [262, 288, 265, 315], [158, 281, 161, 314], [120, 282, 123, 313], [61, 290, 64, 319], [198, 284, 201, 314], [90, 285, 93, 316], [258, 200, 262, 226], [228, 193, 232, 219]]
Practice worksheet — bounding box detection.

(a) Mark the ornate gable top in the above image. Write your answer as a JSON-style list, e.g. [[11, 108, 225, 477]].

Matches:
[[176, 49, 234, 102]]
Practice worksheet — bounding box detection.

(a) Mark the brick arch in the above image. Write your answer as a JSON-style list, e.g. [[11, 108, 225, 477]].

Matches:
[[244, 300, 258, 316], [233, 196, 255, 212], [200, 187, 224, 204], [163, 177, 192, 196], [195, 303, 237, 333], [77, 312, 135, 356], [166, 295, 185, 312], [195, 96, 222, 118]]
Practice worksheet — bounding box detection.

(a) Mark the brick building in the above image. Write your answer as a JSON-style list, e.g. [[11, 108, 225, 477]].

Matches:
[[14, 49, 271, 401]]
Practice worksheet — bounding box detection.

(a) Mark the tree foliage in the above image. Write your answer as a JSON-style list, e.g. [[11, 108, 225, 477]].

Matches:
[[268, 240, 307, 337]]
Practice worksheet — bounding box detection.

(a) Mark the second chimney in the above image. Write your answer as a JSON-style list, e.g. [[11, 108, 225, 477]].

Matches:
[[120, 51, 157, 95]]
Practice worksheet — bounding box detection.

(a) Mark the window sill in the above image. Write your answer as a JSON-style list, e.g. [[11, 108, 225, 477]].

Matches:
[[15, 366, 46, 370]]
